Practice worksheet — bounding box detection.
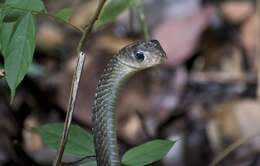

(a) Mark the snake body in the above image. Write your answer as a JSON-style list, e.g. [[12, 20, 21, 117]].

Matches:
[[92, 40, 166, 166]]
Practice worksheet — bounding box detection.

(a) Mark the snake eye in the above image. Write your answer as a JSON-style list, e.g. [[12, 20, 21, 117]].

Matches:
[[134, 51, 145, 62]]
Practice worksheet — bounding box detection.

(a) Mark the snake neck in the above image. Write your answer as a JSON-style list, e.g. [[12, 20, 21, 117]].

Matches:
[[92, 56, 135, 166]]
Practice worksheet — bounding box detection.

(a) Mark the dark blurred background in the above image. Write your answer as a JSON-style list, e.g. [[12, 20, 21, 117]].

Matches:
[[0, 0, 259, 165]]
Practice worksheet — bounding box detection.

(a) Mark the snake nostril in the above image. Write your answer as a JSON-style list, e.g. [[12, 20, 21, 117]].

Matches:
[[150, 40, 159, 44]]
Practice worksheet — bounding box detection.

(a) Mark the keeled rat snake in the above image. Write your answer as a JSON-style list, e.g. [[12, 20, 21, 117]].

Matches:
[[92, 40, 166, 166]]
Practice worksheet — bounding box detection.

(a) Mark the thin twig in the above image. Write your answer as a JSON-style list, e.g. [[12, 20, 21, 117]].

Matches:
[[53, 52, 86, 166], [62, 156, 96, 166], [37, 12, 84, 33], [77, 0, 107, 53], [137, 0, 150, 41], [53, 0, 107, 166], [210, 131, 260, 166], [256, 0, 260, 99], [2, 5, 83, 33]]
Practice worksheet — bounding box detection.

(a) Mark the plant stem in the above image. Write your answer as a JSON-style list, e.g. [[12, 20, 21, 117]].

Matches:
[[53, 52, 86, 166], [76, 0, 107, 53], [37, 11, 84, 33], [209, 131, 260, 166], [53, 0, 107, 166], [137, 0, 150, 41], [2, 5, 84, 33], [256, 0, 260, 100]]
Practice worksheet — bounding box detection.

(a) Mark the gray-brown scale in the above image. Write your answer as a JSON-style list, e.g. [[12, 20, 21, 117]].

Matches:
[[92, 56, 134, 166], [92, 40, 166, 166]]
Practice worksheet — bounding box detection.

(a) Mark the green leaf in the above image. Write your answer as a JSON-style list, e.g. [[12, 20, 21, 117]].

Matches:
[[122, 140, 176, 166], [0, 1, 29, 22], [0, 9, 4, 50], [4, 12, 36, 99], [0, 9, 4, 22], [3, 11, 23, 22], [36, 123, 95, 157], [0, 21, 15, 55], [0, 8, 17, 55], [54, 8, 73, 23], [95, 0, 138, 28], [5, 0, 45, 12]]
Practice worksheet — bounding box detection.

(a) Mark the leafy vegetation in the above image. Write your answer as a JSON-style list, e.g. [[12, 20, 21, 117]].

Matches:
[[36, 123, 95, 157], [54, 8, 73, 23], [37, 123, 175, 166], [95, 0, 138, 28], [0, 0, 138, 99], [122, 140, 176, 166], [1, 0, 175, 165]]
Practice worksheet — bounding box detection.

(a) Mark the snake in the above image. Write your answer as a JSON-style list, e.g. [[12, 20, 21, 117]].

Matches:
[[92, 40, 166, 166]]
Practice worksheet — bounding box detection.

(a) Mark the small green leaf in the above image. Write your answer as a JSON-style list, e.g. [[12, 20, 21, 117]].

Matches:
[[4, 12, 36, 99], [122, 140, 176, 166], [0, 21, 15, 55], [36, 123, 95, 157], [3, 11, 23, 22], [0, 9, 3, 22], [1, 6, 25, 23], [5, 0, 45, 12], [0, 1, 29, 22], [0, 8, 17, 55], [95, 0, 138, 28], [0, 9, 4, 51], [54, 8, 73, 23]]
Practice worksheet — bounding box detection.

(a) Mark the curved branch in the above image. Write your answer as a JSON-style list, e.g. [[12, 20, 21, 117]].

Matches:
[[76, 0, 107, 53], [210, 131, 260, 166]]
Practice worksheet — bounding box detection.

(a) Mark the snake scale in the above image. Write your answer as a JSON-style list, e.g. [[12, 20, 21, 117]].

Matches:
[[92, 40, 166, 166]]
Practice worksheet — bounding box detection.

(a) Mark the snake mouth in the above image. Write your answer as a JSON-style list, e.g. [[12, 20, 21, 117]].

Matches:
[[116, 57, 140, 69], [161, 52, 167, 62], [149, 40, 167, 64]]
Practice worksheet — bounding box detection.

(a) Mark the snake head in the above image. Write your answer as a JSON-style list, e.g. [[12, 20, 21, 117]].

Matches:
[[117, 40, 167, 70]]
